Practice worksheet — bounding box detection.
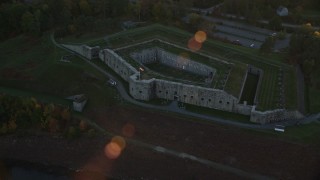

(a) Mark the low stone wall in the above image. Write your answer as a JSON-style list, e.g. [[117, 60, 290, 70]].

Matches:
[[62, 44, 100, 60], [250, 107, 304, 124], [131, 47, 216, 77]]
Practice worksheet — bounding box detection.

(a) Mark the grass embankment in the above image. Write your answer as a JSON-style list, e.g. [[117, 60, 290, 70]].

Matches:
[[245, 122, 320, 145], [184, 104, 251, 123]]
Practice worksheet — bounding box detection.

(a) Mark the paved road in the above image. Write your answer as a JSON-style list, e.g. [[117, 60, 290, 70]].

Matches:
[[211, 32, 263, 48], [51, 33, 319, 130]]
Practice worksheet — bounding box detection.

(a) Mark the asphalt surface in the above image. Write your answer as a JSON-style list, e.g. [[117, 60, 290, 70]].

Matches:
[[51, 33, 320, 130], [203, 16, 291, 50]]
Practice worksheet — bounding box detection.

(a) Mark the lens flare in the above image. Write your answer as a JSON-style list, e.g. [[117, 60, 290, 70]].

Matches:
[[104, 142, 122, 160], [194, 31, 207, 43], [188, 37, 202, 52], [112, 136, 126, 150], [104, 135, 127, 160], [122, 123, 135, 137]]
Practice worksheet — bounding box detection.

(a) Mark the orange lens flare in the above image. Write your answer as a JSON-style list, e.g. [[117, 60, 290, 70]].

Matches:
[[111, 136, 126, 150], [188, 37, 202, 52], [104, 142, 122, 160], [104, 136, 127, 160], [194, 31, 207, 43]]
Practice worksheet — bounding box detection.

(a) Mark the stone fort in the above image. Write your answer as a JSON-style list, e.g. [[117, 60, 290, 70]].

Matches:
[[62, 39, 303, 124]]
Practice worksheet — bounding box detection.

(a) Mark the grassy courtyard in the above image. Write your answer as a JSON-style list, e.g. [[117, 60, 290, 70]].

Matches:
[[145, 62, 207, 82]]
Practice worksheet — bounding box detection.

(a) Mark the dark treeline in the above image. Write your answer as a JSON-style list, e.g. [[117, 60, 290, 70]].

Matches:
[[289, 24, 320, 90], [222, 0, 320, 25], [0, 0, 224, 40], [0, 0, 131, 39]]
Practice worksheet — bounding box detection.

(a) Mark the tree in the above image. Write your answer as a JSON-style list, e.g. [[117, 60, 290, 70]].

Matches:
[[61, 108, 71, 121], [260, 37, 275, 54], [302, 59, 315, 76], [152, 1, 163, 21], [199, 20, 215, 33], [79, 0, 92, 16], [189, 13, 202, 27], [79, 119, 88, 131], [246, 6, 261, 24], [268, 15, 283, 31], [128, 0, 142, 20], [21, 11, 34, 32]]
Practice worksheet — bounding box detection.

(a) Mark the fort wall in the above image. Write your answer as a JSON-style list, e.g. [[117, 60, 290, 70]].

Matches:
[[131, 48, 216, 77], [100, 49, 139, 82], [62, 44, 100, 60], [250, 107, 304, 124], [62, 42, 303, 124]]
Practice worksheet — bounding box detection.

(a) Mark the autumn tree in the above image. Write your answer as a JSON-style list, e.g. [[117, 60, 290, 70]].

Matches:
[[260, 37, 275, 54], [79, 0, 92, 16]]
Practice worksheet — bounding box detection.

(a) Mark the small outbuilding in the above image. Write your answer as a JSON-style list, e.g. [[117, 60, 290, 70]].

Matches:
[[277, 6, 288, 17], [66, 94, 88, 112]]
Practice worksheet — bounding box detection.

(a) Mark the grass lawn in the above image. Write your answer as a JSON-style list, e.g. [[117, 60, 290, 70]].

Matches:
[[308, 87, 320, 113], [224, 63, 247, 98], [145, 62, 206, 82], [245, 122, 320, 145], [284, 68, 298, 110], [0, 86, 71, 106], [185, 104, 251, 123], [0, 34, 119, 112], [302, 10, 320, 17]]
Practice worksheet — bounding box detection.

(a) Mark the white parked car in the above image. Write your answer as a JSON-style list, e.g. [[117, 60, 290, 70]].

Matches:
[[271, 32, 277, 37], [107, 79, 117, 86]]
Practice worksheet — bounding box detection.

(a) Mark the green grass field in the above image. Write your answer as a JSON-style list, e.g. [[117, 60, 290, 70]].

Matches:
[[0, 34, 119, 112], [185, 104, 251, 123], [146, 62, 207, 82], [245, 122, 320, 145], [309, 87, 320, 113], [224, 63, 247, 98]]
